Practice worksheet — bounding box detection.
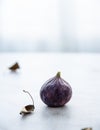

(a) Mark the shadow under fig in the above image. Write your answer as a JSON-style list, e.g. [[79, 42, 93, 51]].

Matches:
[[41, 105, 72, 119]]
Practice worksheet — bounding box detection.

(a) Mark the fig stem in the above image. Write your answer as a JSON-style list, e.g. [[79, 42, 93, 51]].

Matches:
[[23, 90, 34, 105], [56, 72, 61, 78]]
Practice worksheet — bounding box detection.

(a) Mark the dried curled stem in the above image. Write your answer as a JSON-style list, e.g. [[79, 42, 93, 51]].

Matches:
[[23, 90, 34, 105]]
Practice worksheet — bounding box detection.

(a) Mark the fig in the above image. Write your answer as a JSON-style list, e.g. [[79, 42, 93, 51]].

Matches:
[[40, 72, 72, 107]]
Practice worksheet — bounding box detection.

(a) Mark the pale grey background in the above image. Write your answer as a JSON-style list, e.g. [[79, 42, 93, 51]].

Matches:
[[0, 0, 100, 52]]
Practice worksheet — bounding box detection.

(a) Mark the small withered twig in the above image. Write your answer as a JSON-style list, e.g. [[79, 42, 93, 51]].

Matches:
[[23, 90, 34, 105]]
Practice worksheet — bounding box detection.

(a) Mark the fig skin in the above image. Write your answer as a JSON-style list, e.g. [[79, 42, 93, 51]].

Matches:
[[40, 72, 72, 107]]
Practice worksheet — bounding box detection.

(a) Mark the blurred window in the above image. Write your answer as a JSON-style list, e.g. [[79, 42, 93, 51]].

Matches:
[[0, 0, 100, 52]]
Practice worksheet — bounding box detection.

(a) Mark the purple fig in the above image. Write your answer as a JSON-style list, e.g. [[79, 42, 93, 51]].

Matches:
[[40, 72, 72, 107]]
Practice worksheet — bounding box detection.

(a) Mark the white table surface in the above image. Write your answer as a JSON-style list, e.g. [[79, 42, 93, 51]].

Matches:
[[0, 53, 100, 130]]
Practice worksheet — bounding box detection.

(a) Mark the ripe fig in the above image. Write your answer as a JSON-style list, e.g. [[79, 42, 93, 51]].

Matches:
[[40, 72, 72, 107]]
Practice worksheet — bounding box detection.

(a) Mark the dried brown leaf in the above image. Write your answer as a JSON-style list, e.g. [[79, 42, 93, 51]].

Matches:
[[20, 105, 35, 115], [9, 62, 20, 71], [82, 128, 92, 130]]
